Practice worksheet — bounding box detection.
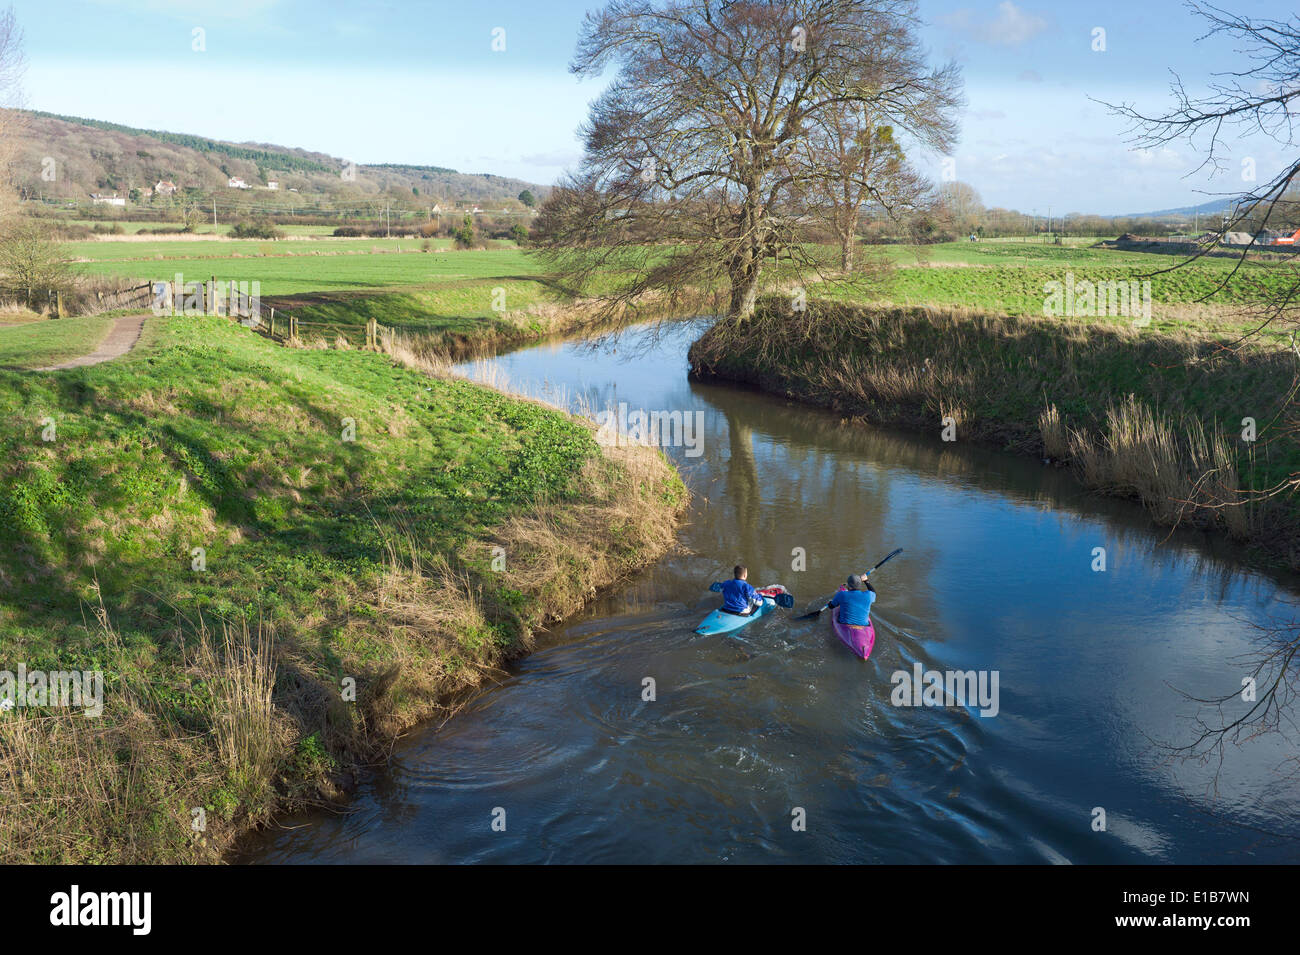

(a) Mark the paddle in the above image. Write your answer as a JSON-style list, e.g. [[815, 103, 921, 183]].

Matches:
[[759, 589, 796, 609], [794, 548, 903, 620]]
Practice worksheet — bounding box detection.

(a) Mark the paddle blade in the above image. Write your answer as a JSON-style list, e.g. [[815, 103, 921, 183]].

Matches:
[[866, 548, 904, 576], [794, 603, 828, 620], [775, 593, 795, 609]]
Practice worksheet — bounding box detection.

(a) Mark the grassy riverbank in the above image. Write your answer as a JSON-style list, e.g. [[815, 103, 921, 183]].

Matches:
[[0, 314, 686, 863], [689, 297, 1298, 567]]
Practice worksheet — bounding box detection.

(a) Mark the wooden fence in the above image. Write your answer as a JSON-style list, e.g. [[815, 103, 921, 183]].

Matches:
[[154, 275, 391, 350], [89, 282, 157, 314], [0, 281, 155, 317]]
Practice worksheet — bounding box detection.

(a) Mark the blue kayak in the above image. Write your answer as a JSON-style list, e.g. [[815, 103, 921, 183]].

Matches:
[[694, 586, 787, 635]]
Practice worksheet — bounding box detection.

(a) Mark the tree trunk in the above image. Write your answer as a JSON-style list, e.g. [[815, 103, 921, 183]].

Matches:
[[726, 214, 765, 319], [728, 271, 760, 320], [840, 204, 860, 273]]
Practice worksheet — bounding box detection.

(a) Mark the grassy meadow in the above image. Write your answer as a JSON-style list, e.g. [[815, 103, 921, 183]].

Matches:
[[66, 232, 1298, 336]]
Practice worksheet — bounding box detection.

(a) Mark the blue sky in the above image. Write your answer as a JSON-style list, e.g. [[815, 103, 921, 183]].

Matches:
[[7, 0, 1290, 213]]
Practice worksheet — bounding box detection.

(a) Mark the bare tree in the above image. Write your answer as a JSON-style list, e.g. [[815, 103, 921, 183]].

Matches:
[[788, 105, 928, 272], [179, 200, 204, 233], [937, 181, 983, 237], [534, 0, 962, 322], [0, 7, 26, 228], [0, 219, 72, 305]]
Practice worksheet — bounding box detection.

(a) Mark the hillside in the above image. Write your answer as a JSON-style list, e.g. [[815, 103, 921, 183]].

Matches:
[[5, 111, 548, 209]]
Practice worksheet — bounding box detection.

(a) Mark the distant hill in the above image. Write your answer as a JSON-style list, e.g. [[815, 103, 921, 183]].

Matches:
[[4, 111, 548, 210], [1118, 197, 1236, 219]]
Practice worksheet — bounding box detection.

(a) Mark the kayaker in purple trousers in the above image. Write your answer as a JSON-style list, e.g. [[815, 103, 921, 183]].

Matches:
[[710, 565, 762, 616], [829, 575, 876, 626]]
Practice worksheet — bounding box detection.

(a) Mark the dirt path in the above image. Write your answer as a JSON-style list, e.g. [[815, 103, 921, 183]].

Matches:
[[35, 313, 150, 371]]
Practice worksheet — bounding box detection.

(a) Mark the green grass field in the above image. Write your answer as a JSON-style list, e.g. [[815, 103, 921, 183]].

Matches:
[[61, 234, 1298, 351], [63, 220, 380, 237], [66, 236, 462, 263], [73, 245, 531, 296]]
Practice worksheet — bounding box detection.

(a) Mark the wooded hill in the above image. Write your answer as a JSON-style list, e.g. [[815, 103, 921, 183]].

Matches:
[[4, 111, 548, 208]]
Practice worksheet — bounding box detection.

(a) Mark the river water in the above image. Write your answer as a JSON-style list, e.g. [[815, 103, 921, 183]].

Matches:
[[245, 320, 1300, 864]]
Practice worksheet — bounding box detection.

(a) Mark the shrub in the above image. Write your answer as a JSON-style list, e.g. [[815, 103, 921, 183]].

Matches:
[[453, 214, 477, 250], [230, 219, 285, 240]]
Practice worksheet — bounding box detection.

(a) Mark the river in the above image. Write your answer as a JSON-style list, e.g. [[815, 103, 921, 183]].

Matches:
[[243, 319, 1300, 864]]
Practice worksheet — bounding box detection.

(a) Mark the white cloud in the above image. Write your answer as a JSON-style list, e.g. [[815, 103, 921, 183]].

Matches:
[[940, 2, 1049, 48]]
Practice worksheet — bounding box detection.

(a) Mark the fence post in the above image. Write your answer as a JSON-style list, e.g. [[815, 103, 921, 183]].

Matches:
[[269, 307, 275, 339], [56, 290, 64, 318], [209, 275, 216, 316], [366, 318, 376, 348]]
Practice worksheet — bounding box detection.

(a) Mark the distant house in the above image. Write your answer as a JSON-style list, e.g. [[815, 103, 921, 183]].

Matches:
[[90, 192, 126, 207], [430, 203, 442, 214], [470, 206, 483, 214], [227, 177, 249, 189], [154, 180, 178, 197], [265, 181, 279, 191]]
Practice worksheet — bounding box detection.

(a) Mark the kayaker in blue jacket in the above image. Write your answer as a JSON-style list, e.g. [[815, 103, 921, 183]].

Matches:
[[828, 575, 876, 626], [710, 565, 762, 616]]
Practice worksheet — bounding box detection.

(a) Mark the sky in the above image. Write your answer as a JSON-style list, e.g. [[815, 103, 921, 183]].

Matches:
[[5, 0, 1292, 214]]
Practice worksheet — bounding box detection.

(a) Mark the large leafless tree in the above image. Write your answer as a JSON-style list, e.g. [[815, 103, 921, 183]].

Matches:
[[534, 0, 961, 321]]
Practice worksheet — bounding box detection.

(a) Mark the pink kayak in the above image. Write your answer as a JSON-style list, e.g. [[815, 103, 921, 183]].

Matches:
[[830, 591, 876, 660]]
